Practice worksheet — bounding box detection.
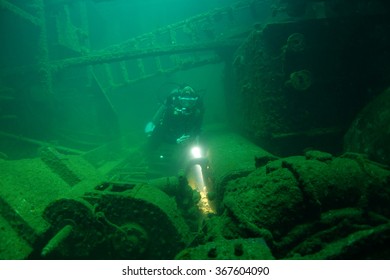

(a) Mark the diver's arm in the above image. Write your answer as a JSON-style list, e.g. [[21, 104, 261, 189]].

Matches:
[[151, 104, 166, 125], [176, 107, 204, 144], [145, 104, 167, 136]]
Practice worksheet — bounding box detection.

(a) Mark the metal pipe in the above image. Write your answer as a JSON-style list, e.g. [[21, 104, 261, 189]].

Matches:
[[41, 224, 74, 257]]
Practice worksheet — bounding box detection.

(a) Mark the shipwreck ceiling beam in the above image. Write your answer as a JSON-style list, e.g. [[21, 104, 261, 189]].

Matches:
[[50, 40, 241, 71], [0, 0, 41, 26]]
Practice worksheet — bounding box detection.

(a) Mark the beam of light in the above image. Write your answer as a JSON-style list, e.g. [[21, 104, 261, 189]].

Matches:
[[187, 163, 215, 215]]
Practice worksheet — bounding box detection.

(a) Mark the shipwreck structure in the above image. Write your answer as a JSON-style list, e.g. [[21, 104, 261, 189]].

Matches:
[[1, 0, 390, 259]]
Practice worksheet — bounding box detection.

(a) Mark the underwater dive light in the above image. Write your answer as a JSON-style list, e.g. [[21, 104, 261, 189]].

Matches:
[[190, 146, 202, 159]]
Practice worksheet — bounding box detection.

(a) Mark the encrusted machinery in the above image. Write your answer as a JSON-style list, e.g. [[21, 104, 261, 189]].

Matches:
[[0, 127, 278, 260], [41, 183, 191, 259], [0, 147, 104, 259], [0, 146, 192, 259], [2, 129, 390, 260], [221, 150, 390, 259], [202, 127, 278, 213], [173, 147, 390, 259]]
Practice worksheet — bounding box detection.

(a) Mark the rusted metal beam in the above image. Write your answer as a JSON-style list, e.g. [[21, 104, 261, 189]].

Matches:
[[0, 0, 41, 26], [50, 40, 241, 72], [0, 40, 239, 77]]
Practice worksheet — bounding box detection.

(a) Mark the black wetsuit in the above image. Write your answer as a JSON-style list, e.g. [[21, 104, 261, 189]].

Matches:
[[149, 91, 204, 146]]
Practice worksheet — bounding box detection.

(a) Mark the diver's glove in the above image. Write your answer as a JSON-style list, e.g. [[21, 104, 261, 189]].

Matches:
[[144, 122, 155, 137], [176, 134, 191, 144]]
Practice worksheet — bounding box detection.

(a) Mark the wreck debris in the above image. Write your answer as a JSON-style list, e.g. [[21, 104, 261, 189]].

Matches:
[[285, 32, 306, 53], [285, 69, 312, 91], [41, 224, 73, 257], [344, 87, 390, 166], [176, 238, 274, 260], [222, 149, 390, 259]]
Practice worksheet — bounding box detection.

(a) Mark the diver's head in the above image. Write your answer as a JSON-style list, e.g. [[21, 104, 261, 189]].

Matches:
[[177, 86, 198, 110]]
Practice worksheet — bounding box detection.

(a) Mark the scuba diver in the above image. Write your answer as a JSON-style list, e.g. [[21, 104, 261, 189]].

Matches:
[[145, 85, 204, 147], [144, 85, 214, 216], [144, 85, 204, 177]]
